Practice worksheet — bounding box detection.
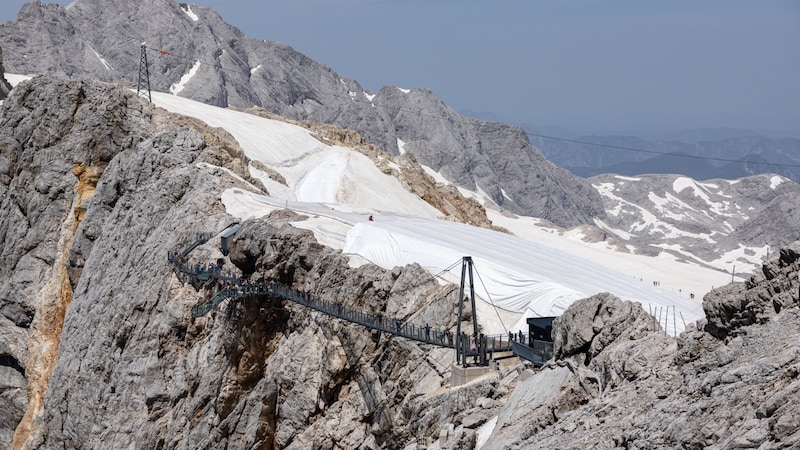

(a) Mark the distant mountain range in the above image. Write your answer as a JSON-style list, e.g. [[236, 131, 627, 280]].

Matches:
[[528, 131, 800, 182]]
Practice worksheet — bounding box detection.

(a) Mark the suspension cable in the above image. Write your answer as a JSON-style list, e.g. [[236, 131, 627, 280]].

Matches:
[[472, 261, 509, 333]]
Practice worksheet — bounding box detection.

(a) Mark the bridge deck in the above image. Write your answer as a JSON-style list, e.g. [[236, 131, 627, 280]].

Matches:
[[169, 232, 553, 365]]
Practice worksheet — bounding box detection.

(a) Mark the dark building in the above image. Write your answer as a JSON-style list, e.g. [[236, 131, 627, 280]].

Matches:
[[527, 317, 555, 343], [220, 227, 238, 256]]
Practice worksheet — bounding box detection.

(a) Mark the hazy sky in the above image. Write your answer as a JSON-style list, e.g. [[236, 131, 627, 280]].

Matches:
[[2, 0, 799, 134]]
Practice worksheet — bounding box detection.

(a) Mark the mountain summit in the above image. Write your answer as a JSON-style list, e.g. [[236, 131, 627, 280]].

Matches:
[[0, 0, 605, 227]]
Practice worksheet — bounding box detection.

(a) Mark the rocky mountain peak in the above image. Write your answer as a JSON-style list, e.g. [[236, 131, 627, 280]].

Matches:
[[0, 0, 605, 227]]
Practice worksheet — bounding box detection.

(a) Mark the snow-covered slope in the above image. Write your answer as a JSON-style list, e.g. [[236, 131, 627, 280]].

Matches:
[[0, 0, 606, 227], [143, 88, 715, 335], [590, 173, 800, 275]]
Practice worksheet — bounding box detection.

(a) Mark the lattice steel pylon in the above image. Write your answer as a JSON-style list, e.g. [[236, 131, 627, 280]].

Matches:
[[136, 44, 151, 102]]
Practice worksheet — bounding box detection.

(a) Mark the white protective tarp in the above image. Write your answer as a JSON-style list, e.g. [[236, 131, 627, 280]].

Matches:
[[344, 213, 705, 335]]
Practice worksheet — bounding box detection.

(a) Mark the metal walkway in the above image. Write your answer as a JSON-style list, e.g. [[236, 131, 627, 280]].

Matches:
[[168, 232, 553, 366]]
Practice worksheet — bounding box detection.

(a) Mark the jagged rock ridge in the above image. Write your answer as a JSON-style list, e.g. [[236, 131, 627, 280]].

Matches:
[[0, 76, 487, 449], [483, 242, 800, 449], [0, 0, 605, 228], [590, 172, 800, 272]]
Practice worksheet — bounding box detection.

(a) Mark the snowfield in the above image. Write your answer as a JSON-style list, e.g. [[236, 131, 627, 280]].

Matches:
[[4, 75, 728, 336], [140, 89, 723, 336]]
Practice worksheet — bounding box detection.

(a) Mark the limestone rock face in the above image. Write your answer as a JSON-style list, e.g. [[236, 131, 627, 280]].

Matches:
[[0, 0, 605, 227], [0, 76, 473, 450], [552, 292, 661, 361], [0, 46, 11, 99], [487, 245, 800, 449], [0, 76, 154, 447], [704, 240, 800, 339]]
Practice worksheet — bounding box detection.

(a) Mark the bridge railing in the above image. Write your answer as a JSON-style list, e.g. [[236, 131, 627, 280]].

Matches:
[[511, 340, 554, 366], [169, 233, 554, 365], [268, 283, 457, 348], [191, 288, 231, 318]]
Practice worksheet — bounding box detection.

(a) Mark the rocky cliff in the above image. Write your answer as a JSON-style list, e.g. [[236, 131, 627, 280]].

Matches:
[[5, 73, 800, 450], [484, 242, 800, 449], [0, 46, 11, 99], [0, 76, 491, 449], [0, 0, 605, 227]]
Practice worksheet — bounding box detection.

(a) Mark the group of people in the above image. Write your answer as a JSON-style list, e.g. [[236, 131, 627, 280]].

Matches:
[[508, 330, 526, 344], [422, 323, 455, 345], [171, 248, 467, 349]]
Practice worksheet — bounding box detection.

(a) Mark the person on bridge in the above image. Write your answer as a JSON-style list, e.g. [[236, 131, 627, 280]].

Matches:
[[425, 323, 431, 341], [395, 319, 401, 333]]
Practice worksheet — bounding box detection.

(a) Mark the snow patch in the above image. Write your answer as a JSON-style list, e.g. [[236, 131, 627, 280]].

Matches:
[[397, 138, 406, 155], [614, 175, 641, 181], [708, 243, 770, 275], [474, 184, 494, 205], [221, 189, 275, 221], [169, 61, 201, 95], [4, 73, 33, 87], [420, 164, 451, 186], [649, 191, 699, 217], [475, 416, 498, 449], [250, 64, 262, 75], [363, 91, 375, 102], [397, 87, 411, 94], [181, 4, 199, 21], [770, 175, 786, 189], [594, 218, 635, 240], [673, 177, 715, 206]]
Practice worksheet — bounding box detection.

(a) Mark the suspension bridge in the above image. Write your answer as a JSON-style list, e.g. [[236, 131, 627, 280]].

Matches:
[[168, 230, 554, 367]]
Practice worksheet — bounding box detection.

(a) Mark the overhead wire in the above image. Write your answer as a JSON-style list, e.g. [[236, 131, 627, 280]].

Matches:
[[431, 259, 463, 281], [524, 133, 800, 169]]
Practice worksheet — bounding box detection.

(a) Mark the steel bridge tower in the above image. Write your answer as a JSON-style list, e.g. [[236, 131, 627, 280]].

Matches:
[[455, 256, 484, 366]]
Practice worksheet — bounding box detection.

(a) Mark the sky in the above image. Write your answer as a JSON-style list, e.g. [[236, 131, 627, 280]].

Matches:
[[3, 0, 799, 135]]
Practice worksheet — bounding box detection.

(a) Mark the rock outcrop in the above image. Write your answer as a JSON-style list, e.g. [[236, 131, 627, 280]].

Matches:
[[0, 76, 472, 449], [703, 241, 800, 339], [485, 244, 800, 449], [0, 46, 11, 99], [0, 0, 606, 227]]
